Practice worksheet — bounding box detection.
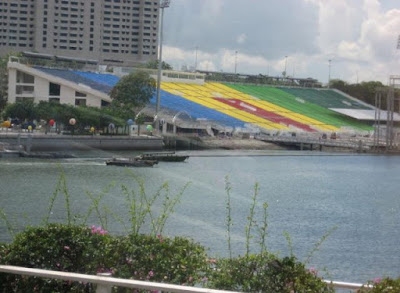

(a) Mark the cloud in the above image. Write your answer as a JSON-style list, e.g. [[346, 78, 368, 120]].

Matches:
[[236, 33, 247, 45], [163, 0, 400, 83]]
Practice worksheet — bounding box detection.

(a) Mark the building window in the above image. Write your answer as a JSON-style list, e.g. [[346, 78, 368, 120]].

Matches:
[[49, 97, 60, 103], [16, 71, 34, 83], [75, 91, 86, 97], [16, 97, 34, 103], [49, 82, 61, 96], [75, 98, 86, 106], [16, 85, 34, 95]]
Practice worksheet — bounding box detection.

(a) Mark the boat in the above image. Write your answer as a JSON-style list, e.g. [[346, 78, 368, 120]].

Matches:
[[139, 151, 189, 162], [106, 157, 158, 167]]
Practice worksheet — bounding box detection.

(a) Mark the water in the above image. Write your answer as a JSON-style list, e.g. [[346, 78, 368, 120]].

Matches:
[[0, 150, 399, 283]]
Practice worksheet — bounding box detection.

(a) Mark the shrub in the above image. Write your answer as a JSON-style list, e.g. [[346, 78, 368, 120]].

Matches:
[[106, 234, 209, 288], [0, 224, 111, 292], [0, 224, 209, 292], [208, 253, 334, 293], [358, 277, 400, 293]]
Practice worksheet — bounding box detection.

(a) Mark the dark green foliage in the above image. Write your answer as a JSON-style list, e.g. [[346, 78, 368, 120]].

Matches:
[[358, 277, 400, 293], [329, 79, 400, 111], [2, 100, 37, 121], [2, 101, 127, 130], [145, 60, 173, 70], [0, 53, 23, 112], [106, 234, 209, 287], [208, 254, 334, 293], [0, 224, 208, 293], [0, 224, 109, 292], [110, 71, 156, 109]]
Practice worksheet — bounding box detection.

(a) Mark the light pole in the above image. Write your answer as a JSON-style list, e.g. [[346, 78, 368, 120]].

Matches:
[[397, 34, 400, 49], [156, 0, 170, 115], [234, 51, 238, 74], [328, 59, 332, 88], [283, 55, 288, 77], [194, 46, 198, 71]]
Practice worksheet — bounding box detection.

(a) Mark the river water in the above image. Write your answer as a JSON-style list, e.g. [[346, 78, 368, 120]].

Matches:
[[0, 150, 399, 283]]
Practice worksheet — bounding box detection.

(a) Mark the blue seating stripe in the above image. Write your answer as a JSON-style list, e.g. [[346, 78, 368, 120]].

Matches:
[[33, 67, 245, 128]]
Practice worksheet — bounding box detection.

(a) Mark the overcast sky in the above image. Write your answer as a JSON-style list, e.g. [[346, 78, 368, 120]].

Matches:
[[161, 0, 400, 85]]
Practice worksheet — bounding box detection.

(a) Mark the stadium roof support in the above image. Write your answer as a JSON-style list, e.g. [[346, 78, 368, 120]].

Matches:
[[156, 0, 170, 116], [373, 78, 400, 151]]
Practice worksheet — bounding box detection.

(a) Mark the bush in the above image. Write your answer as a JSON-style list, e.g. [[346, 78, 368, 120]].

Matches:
[[0, 224, 110, 292], [358, 277, 400, 293], [0, 224, 209, 292], [208, 253, 334, 293], [106, 234, 209, 287]]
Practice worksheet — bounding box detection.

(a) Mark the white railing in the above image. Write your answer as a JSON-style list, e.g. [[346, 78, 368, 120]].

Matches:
[[0, 265, 238, 293], [0, 265, 372, 292]]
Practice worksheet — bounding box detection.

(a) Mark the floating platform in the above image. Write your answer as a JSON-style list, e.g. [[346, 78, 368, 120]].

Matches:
[[106, 158, 158, 167], [139, 151, 189, 162]]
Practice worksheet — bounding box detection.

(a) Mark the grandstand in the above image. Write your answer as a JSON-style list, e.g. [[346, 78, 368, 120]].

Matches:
[[227, 84, 373, 132], [7, 60, 375, 136], [280, 87, 371, 110]]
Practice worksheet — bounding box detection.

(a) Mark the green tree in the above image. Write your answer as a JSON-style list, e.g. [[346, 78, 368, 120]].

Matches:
[[329, 79, 348, 92], [110, 71, 156, 109], [135, 113, 145, 135], [2, 100, 37, 121], [0, 54, 13, 112], [146, 60, 173, 70], [328, 79, 399, 110]]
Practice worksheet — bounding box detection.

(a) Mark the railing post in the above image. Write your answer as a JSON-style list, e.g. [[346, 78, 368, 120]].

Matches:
[[26, 134, 32, 153], [96, 273, 112, 293]]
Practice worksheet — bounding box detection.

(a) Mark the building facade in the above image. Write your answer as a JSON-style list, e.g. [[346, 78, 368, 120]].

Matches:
[[0, 0, 160, 66]]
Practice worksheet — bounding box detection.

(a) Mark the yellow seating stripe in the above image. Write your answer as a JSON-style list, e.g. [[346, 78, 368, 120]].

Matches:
[[161, 82, 289, 130], [206, 83, 338, 131]]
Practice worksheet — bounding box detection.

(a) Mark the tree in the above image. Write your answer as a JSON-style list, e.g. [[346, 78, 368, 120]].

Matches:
[[145, 60, 173, 70], [110, 71, 156, 110], [0, 54, 12, 112], [329, 79, 348, 92], [2, 100, 37, 122], [135, 113, 145, 135], [328, 79, 399, 110]]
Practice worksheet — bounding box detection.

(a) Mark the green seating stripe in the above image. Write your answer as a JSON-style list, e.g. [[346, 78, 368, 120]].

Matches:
[[280, 88, 370, 110], [224, 84, 373, 131]]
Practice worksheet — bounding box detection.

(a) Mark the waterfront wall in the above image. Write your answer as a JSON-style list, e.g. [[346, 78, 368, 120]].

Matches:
[[0, 133, 163, 151]]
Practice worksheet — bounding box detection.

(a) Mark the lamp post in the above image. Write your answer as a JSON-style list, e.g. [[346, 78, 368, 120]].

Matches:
[[234, 51, 238, 74], [156, 0, 170, 115], [283, 55, 288, 77], [194, 46, 198, 71], [328, 59, 332, 88], [397, 34, 400, 49]]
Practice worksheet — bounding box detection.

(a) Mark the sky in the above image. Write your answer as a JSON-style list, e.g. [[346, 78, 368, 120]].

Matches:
[[161, 0, 400, 85]]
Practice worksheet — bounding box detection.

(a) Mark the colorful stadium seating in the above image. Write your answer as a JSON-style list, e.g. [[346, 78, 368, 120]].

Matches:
[[33, 66, 373, 132], [161, 83, 289, 131], [280, 88, 370, 110], [226, 84, 372, 131]]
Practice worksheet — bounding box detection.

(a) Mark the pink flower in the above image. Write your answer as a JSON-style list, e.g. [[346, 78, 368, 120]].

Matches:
[[188, 276, 193, 282], [90, 225, 108, 235], [373, 277, 382, 284], [308, 267, 318, 276], [56, 263, 60, 268], [148, 270, 154, 277], [207, 258, 217, 264], [157, 234, 164, 243], [126, 258, 133, 264], [63, 246, 70, 250]]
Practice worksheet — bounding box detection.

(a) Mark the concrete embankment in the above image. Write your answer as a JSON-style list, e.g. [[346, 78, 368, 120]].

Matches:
[[0, 133, 163, 151]]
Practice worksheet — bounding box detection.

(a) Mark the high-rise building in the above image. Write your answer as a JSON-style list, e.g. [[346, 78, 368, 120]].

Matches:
[[0, 0, 160, 66]]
